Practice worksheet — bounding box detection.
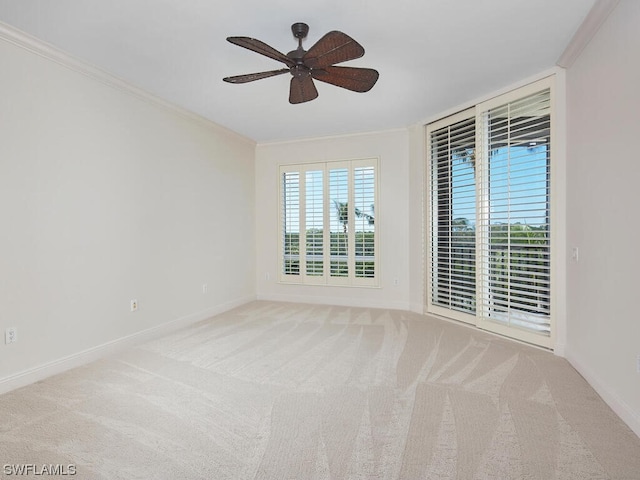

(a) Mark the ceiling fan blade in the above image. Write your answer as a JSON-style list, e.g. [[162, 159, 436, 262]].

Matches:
[[227, 36, 295, 67], [312, 66, 379, 92], [303, 31, 365, 69], [223, 68, 290, 84], [289, 75, 318, 104]]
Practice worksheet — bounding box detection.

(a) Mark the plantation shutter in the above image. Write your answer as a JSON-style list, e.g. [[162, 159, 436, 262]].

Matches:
[[477, 88, 552, 340], [329, 167, 349, 279], [352, 160, 377, 286], [279, 159, 377, 286], [427, 77, 555, 348], [305, 170, 324, 277], [281, 171, 300, 276], [428, 110, 477, 322]]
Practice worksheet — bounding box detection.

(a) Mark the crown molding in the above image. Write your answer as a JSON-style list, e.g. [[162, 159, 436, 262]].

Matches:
[[257, 127, 409, 147], [0, 21, 255, 146], [556, 0, 620, 69]]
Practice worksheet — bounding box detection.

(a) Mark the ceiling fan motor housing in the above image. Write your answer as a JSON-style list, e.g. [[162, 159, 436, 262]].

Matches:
[[291, 22, 309, 40]]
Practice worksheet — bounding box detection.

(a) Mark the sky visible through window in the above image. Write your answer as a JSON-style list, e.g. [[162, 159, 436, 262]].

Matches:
[[452, 144, 548, 226]]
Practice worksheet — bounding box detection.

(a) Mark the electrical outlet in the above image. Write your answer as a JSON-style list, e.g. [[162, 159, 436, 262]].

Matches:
[[130, 299, 138, 312], [5, 327, 17, 344], [571, 247, 579, 262], [393, 278, 400, 286], [202, 283, 208, 294]]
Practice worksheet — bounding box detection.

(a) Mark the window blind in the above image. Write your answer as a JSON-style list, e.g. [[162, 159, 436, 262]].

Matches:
[[305, 170, 324, 276], [329, 168, 349, 277], [478, 88, 551, 334], [427, 77, 555, 347], [280, 159, 378, 286], [429, 114, 477, 315], [282, 171, 300, 275], [354, 166, 376, 278]]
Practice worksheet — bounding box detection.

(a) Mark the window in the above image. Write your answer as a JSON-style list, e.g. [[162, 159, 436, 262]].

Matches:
[[427, 77, 554, 348], [430, 113, 477, 315], [280, 158, 378, 286]]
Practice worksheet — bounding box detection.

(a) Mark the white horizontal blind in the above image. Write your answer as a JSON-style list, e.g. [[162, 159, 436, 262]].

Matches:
[[427, 77, 555, 348], [280, 159, 378, 286], [429, 113, 477, 318], [354, 165, 376, 279], [281, 171, 300, 276], [329, 167, 349, 278], [305, 170, 324, 277], [478, 88, 551, 336]]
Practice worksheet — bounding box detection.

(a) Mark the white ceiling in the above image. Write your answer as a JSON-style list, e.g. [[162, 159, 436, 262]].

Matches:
[[0, 0, 595, 143]]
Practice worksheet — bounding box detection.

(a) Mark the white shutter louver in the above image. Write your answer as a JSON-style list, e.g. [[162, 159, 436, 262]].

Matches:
[[329, 168, 349, 277], [354, 166, 376, 278], [282, 171, 300, 275], [478, 88, 551, 335], [280, 159, 377, 286], [305, 170, 324, 276], [429, 114, 477, 316], [427, 77, 555, 348]]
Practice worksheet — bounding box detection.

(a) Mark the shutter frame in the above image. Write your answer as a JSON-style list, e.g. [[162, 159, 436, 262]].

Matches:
[[279, 158, 378, 287]]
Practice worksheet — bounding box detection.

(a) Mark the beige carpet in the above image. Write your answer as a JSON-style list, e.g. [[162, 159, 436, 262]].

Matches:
[[1, 301, 639, 479]]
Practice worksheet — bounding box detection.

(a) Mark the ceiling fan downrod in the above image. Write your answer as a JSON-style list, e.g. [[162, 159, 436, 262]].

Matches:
[[289, 22, 309, 61]]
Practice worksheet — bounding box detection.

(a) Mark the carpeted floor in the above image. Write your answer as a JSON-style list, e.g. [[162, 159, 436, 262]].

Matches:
[[1, 301, 639, 479]]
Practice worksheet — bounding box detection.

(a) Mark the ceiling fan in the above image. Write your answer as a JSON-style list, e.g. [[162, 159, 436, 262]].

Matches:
[[223, 23, 379, 104]]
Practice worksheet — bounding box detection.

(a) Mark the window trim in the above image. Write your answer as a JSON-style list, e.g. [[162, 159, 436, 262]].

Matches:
[[278, 157, 379, 287]]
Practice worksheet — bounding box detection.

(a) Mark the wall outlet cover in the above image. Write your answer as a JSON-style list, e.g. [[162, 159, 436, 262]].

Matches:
[[5, 327, 17, 344]]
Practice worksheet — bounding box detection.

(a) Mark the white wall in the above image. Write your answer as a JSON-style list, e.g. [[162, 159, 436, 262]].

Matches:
[[565, 0, 640, 436], [0, 31, 256, 389], [408, 124, 426, 314], [255, 129, 411, 310]]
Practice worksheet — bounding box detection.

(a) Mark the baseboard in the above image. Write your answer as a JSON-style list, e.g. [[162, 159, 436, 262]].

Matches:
[[565, 347, 640, 438], [553, 341, 566, 357], [0, 295, 255, 396], [256, 293, 411, 311]]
